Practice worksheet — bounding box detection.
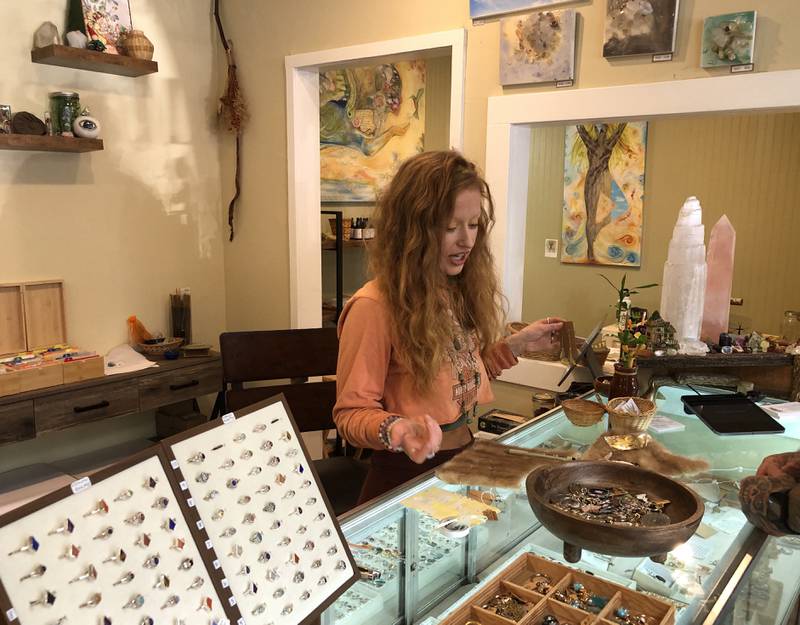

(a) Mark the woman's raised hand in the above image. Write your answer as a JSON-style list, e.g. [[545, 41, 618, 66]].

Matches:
[[507, 317, 566, 356]]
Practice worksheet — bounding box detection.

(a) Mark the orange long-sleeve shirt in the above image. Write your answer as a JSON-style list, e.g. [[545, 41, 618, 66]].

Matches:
[[334, 280, 518, 449]]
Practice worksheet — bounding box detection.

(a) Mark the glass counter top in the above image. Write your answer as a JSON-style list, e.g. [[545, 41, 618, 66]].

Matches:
[[323, 385, 800, 625]]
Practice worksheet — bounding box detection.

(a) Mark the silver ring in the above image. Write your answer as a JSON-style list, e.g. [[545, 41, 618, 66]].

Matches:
[[426, 453, 435, 460]]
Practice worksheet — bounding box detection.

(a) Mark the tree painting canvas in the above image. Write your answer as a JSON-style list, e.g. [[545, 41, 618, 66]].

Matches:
[[471, 0, 568, 20], [319, 61, 426, 202], [562, 122, 648, 266], [603, 0, 679, 58], [500, 9, 576, 85], [701, 11, 757, 68], [80, 0, 132, 55]]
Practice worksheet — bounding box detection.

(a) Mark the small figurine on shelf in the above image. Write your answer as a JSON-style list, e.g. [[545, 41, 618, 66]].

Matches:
[[73, 108, 101, 139], [87, 39, 107, 52], [66, 30, 89, 49], [645, 311, 679, 356]]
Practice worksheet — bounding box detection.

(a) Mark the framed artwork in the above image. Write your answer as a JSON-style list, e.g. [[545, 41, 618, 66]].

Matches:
[[603, 0, 679, 58], [701, 11, 757, 68], [319, 61, 426, 202], [562, 122, 648, 266], [471, 0, 569, 20], [500, 9, 576, 85], [80, 0, 132, 54]]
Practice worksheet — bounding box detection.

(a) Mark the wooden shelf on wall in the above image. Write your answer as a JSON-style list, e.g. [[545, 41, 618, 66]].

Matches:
[[321, 239, 373, 250], [31, 45, 158, 77], [0, 134, 104, 153]]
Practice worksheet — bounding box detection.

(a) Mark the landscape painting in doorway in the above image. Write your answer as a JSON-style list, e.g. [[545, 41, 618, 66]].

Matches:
[[471, 0, 568, 20], [562, 122, 648, 266], [319, 61, 426, 202]]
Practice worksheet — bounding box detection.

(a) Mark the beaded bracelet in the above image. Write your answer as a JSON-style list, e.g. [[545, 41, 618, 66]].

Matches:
[[378, 415, 403, 451]]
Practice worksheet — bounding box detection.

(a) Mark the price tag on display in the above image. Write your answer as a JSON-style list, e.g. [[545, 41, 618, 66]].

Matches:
[[6, 608, 17, 622], [179, 480, 188, 491], [228, 596, 237, 607], [221, 578, 230, 588], [222, 412, 236, 424], [652, 53, 673, 62], [731, 63, 754, 73], [70, 476, 92, 494], [170, 459, 179, 469], [238, 619, 246, 625], [205, 539, 213, 550], [187, 498, 195, 508], [555, 79, 574, 88], [213, 559, 221, 569], [197, 520, 205, 530]]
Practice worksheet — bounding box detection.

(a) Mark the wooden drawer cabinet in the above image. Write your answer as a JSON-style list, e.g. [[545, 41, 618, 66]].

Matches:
[[0, 400, 35, 444], [35, 381, 139, 433], [138, 363, 222, 411]]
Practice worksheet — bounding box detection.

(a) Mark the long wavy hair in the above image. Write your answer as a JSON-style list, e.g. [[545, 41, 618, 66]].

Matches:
[[369, 150, 504, 394]]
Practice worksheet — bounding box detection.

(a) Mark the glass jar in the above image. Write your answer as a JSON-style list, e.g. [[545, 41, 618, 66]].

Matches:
[[781, 310, 800, 343], [531, 391, 556, 417], [49, 91, 81, 136]]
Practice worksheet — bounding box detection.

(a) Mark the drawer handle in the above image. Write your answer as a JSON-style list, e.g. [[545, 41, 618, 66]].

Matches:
[[170, 379, 200, 391], [73, 400, 110, 413]]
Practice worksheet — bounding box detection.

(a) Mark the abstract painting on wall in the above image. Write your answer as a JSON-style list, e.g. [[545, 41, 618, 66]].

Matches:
[[319, 61, 426, 202], [500, 9, 576, 85], [603, 0, 679, 58], [80, 0, 132, 54], [471, 0, 568, 20], [562, 122, 648, 266], [701, 11, 757, 68]]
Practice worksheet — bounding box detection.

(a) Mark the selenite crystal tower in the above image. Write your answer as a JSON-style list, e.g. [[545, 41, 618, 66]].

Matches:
[[660, 197, 709, 354]]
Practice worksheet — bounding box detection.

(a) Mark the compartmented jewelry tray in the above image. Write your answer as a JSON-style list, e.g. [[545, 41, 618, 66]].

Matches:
[[161, 395, 359, 625], [440, 552, 675, 625], [0, 448, 229, 625]]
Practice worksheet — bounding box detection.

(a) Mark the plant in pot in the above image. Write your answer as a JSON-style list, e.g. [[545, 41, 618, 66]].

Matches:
[[598, 273, 658, 328], [611, 321, 648, 398]]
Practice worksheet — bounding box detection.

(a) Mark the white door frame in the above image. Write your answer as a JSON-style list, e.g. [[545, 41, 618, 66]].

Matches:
[[485, 69, 800, 322], [285, 29, 467, 328]]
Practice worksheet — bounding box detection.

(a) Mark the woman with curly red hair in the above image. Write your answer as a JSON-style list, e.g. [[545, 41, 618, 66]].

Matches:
[[334, 150, 563, 503]]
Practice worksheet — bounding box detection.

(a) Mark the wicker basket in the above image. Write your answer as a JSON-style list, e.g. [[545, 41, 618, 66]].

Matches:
[[506, 322, 560, 361], [137, 337, 184, 358], [561, 398, 606, 427], [607, 396, 657, 433]]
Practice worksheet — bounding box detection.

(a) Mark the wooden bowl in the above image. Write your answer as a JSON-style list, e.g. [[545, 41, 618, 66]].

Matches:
[[526, 461, 703, 563]]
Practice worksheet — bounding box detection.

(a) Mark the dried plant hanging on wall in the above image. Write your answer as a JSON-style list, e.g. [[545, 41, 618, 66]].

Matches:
[[214, 0, 249, 241]]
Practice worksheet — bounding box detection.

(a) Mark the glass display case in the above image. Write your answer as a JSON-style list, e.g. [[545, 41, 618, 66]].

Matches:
[[322, 385, 800, 625]]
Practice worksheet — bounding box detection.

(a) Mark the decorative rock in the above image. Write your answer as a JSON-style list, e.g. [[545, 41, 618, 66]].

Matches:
[[66, 30, 88, 49], [87, 39, 106, 52], [73, 109, 101, 139], [660, 197, 709, 354], [33, 22, 60, 49], [11, 112, 47, 135]]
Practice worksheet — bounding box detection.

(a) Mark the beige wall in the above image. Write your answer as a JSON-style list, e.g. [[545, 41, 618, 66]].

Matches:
[[1, 0, 228, 354], [221, 0, 800, 331], [521, 112, 800, 337]]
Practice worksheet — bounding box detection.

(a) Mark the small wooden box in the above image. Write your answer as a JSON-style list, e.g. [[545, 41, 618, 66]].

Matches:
[[439, 553, 675, 625], [0, 280, 104, 397]]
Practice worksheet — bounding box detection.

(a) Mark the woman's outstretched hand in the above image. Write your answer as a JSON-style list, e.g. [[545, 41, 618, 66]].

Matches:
[[507, 317, 566, 356], [389, 414, 443, 464]]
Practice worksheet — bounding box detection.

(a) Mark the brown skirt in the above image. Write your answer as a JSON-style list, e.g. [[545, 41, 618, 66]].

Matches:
[[357, 446, 466, 506]]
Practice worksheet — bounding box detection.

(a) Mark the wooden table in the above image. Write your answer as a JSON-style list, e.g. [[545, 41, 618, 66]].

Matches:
[[0, 353, 223, 446]]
